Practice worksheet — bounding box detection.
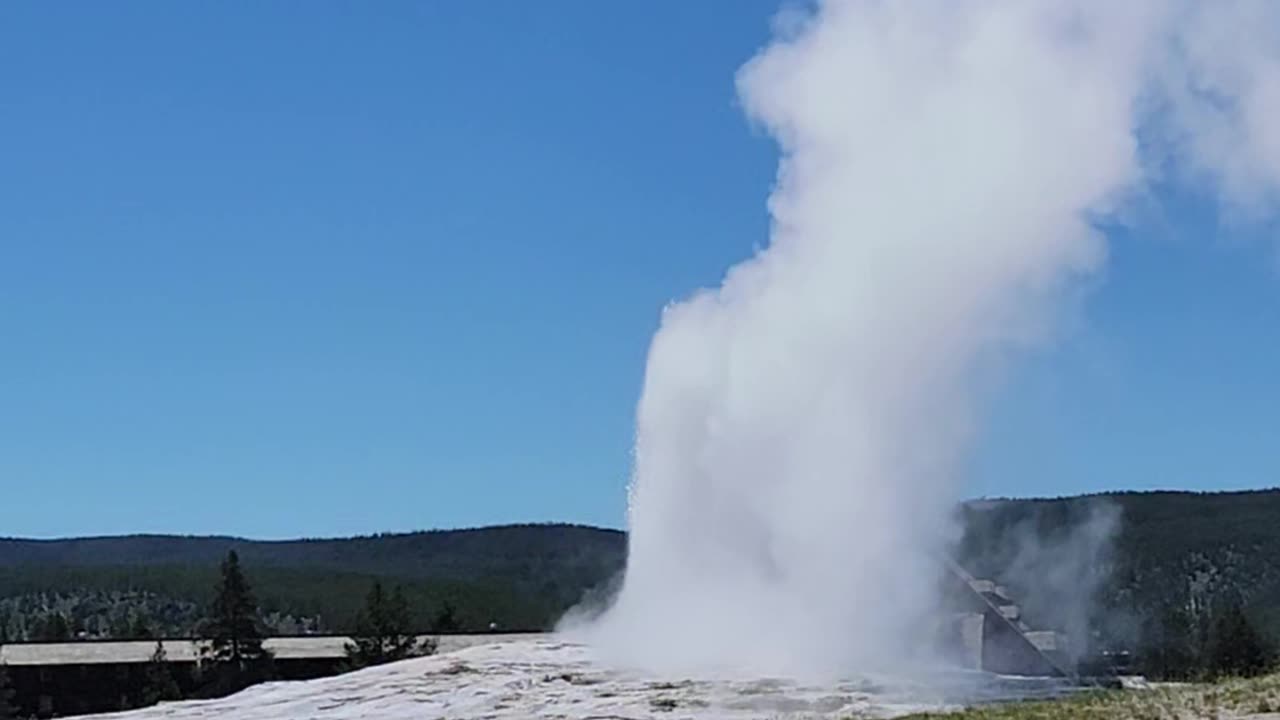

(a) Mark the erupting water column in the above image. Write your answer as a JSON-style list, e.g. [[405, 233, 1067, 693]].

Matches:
[[579, 0, 1280, 680]]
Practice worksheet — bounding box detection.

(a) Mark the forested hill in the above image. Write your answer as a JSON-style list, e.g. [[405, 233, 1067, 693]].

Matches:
[[957, 488, 1280, 596], [0, 523, 625, 584], [0, 524, 626, 640], [955, 488, 1280, 654]]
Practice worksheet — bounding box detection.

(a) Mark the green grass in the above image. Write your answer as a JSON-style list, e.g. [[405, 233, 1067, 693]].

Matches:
[[899, 674, 1280, 719]]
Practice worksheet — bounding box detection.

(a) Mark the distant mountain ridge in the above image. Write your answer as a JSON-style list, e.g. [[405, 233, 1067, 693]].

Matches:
[[0, 523, 625, 582]]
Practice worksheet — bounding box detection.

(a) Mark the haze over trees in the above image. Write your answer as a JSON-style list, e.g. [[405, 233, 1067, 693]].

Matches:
[[957, 490, 1280, 679]]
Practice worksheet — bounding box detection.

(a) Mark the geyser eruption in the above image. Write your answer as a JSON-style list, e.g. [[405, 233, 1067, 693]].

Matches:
[[580, 1, 1280, 678]]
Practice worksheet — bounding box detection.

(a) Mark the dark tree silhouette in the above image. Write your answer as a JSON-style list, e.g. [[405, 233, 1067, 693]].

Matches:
[[1137, 601, 1203, 680], [0, 664, 17, 720], [202, 551, 269, 668], [1209, 599, 1272, 678], [432, 600, 460, 633], [34, 612, 71, 642], [130, 613, 155, 640], [345, 582, 432, 668], [142, 641, 183, 706]]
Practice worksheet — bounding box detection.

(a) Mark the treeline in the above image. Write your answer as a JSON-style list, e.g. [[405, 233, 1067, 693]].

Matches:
[[197, 552, 442, 699], [0, 565, 561, 639], [0, 590, 249, 643], [1137, 593, 1273, 680]]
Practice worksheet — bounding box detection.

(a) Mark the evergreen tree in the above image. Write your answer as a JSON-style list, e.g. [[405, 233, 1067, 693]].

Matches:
[[432, 600, 460, 633], [1138, 601, 1201, 680], [344, 582, 429, 668], [109, 612, 132, 640], [35, 612, 71, 642], [141, 641, 183, 706], [1209, 600, 1271, 678], [0, 663, 17, 720], [201, 551, 269, 669], [130, 613, 155, 640]]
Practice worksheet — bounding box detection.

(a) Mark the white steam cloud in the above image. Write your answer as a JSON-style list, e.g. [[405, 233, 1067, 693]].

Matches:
[[575, 1, 1280, 677]]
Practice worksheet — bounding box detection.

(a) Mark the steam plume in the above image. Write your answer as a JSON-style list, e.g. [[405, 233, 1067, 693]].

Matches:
[[579, 1, 1280, 677]]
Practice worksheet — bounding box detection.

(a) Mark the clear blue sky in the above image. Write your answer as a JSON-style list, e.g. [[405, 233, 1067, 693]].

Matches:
[[2, 3, 1277, 539]]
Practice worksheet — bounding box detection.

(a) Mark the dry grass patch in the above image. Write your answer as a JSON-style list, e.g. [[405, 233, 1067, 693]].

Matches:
[[899, 674, 1280, 720]]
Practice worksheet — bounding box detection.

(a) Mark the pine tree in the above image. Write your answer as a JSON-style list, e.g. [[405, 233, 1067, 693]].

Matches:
[[0, 663, 17, 720], [141, 641, 183, 706], [1138, 601, 1202, 680], [344, 582, 428, 668], [201, 551, 269, 669], [130, 613, 155, 640], [109, 612, 132, 640], [387, 587, 428, 658], [432, 600, 460, 633], [1209, 600, 1271, 678], [35, 612, 71, 642]]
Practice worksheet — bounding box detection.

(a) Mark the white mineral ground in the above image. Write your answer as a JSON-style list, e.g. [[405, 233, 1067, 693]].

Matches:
[[71, 635, 1078, 720]]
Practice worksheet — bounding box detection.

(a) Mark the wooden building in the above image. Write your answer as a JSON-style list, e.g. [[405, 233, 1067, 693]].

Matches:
[[0, 637, 351, 717], [0, 634, 521, 717]]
